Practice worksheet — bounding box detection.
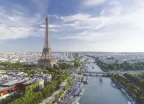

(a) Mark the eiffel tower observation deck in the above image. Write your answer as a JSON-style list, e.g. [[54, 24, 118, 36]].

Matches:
[[37, 17, 57, 68]]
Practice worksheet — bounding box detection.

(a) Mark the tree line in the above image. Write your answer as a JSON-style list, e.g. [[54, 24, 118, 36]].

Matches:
[[112, 74, 144, 104], [124, 73, 144, 90], [96, 58, 144, 71]]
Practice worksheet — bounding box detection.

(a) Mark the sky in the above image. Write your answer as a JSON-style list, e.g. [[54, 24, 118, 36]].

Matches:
[[0, 0, 144, 52]]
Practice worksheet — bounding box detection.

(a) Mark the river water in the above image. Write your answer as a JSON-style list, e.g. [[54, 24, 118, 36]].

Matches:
[[79, 57, 129, 104]]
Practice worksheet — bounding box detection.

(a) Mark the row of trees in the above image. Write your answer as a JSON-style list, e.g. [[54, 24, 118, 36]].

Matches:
[[10, 81, 45, 104], [138, 73, 144, 79], [65, 78, 72, 90], [96, 58, 144, 71], [41, 81, 57, 99], [55, 78, 73, 102], [124, 73, 144, 90], [51, 56, 87, 70], [55, 90, 64, 100], [0, 62, 25, 70], [55, 78, 73, 103], [73, 56, 89, 68], [58, 63, 73, 70], [113, 74, 144, 104]]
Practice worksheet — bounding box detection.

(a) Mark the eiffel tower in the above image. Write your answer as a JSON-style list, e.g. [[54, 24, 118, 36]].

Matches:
[[37, 17, 57, 68]]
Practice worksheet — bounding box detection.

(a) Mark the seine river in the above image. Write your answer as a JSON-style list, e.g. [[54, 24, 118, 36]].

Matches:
[[79, 57, 129, 104]]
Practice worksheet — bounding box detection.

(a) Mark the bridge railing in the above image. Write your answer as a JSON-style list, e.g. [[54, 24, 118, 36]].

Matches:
[[79, 71, 110, 74]]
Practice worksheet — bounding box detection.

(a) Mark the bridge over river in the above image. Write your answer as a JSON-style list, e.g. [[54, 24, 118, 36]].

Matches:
[[79, 70, 144, 76], [78, 71, 111, 76]]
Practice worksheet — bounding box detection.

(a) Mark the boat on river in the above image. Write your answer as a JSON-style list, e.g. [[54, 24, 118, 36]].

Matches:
[[99, 78, 102, 82], [121, 88, 135, 104], [128, 101, 132, 104], [111, 82, 116, 88], [79, 88, 85, 96], [82, 76, 88, 84], [92, 66, 94, 69], [111, 80, 121, 89]]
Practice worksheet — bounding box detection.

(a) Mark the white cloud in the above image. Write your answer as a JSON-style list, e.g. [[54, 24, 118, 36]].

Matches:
[[60, 13, 91, 22], [50, 13, 103, 32], [0, 0, 48, 40], [59, 30, 106, 41], [49, 24, 61, 28], [0, 25, 32, 40], [40, 24, 61, 28], [83, 0, 108, 7], [54, 0, 144, 51], [58, 0, 144, 39], [1, 0, 144, 52]]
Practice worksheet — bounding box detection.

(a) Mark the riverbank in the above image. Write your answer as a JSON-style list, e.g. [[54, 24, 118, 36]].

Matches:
[[111, 77, 136, 104], [112, 74, 144, 104], [58, 74, 86, 104]]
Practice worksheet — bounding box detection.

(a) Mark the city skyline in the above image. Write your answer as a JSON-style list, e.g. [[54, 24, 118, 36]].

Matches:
[[0, 0, 144, 52]]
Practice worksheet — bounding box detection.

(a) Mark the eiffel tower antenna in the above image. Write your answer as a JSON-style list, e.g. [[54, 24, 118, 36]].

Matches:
[[45, 17, 49, 48]]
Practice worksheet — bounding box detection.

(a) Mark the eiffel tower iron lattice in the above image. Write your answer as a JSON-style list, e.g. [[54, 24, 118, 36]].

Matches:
[[37, 17, 57, 68]]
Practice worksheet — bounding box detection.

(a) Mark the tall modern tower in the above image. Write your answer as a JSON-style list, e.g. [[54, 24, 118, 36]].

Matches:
[[37, 17, 57, 68]]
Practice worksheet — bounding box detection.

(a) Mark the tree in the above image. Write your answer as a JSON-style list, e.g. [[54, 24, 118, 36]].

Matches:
[[113, 74, 144, 104], [46, 102, 51, 104], [84, 58, 89, 63]]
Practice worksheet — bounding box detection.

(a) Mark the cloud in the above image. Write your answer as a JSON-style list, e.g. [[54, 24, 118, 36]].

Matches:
[[40, 24, 61, 28], [58, 30, 106, 41], [49, 24, 61, 28], [50, 0, 144, 52], [0, 0, 48, 40], [1, 0, 144, 52], [50, 13, 103, 33], [55, 0, 144, 42], [0, 24, 32, 40], [83, 0, 108, 7], [60, 13, 91, 22]]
